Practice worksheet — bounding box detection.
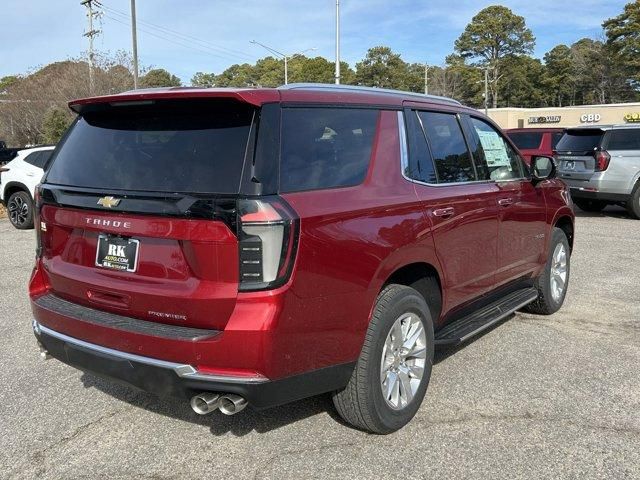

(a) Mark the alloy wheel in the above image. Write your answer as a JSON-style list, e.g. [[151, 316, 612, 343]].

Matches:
[[8, 195, 29, 227], [550, 243, 568, 302], [380, 312, 427, 410]]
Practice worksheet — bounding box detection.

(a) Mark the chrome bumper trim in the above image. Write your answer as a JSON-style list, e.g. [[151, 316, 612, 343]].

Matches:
[[33, 321, 269, 384]]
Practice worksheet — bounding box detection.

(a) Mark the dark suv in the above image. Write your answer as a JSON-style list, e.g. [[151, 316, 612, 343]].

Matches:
[[31, 84, 574, 433]]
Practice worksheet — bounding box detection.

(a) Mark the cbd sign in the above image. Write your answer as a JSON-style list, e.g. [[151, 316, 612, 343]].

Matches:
[[624, 113, 640, 123], [580, 113, 601, 123]]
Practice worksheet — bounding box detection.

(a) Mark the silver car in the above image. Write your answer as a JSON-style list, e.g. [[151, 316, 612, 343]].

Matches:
[[556, 124, 640, 218]]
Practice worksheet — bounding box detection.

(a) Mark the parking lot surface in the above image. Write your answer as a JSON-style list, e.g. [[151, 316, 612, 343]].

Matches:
[[1, 208, 639, 480]]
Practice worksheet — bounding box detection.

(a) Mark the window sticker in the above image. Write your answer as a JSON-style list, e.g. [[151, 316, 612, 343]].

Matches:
[[476, 130, 511, 168]]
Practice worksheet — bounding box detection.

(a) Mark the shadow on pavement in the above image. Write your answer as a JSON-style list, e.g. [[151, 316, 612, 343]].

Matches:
[[80, 314, 517, 436], [81, 373, 345, 436], [573, 205, 633, 220]]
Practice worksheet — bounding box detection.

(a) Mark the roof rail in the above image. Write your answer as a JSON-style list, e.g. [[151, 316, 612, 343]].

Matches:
[[279, 83, 462, 106]]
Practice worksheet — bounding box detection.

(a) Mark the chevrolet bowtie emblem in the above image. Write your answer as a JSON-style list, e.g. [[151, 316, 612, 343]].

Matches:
[[97, 196, 121, 208]]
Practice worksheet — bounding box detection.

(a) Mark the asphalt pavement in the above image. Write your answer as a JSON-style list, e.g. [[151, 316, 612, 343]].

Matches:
[[1, 207, 639, 479]]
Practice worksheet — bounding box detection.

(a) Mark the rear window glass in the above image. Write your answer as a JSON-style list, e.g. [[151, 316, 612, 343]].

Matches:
[[46, 100, 254, 194], [606, 129, 640, 150], [24, 150, 52, 169], [555, 130, 603, 152], [280, 107, 378, 192], [507, 132, 543, 150]]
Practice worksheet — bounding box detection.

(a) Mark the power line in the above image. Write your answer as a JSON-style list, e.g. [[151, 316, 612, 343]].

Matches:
[[102, 13, 248, 63], [94, 1, 254, 62]]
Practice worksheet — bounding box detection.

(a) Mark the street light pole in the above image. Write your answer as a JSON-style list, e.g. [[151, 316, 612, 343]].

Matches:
[[130, 0, 139, 89], [484, 67, 489, 116], [335, 0, 340, 84]]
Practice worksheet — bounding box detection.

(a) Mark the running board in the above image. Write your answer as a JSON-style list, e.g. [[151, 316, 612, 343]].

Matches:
[[434, 287, 538, 346]]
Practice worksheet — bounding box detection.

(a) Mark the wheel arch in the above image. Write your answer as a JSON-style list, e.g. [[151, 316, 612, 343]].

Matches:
[[380, 261, 443, 325], [3, 181, 32, 202], [554, 214, 574, 252]]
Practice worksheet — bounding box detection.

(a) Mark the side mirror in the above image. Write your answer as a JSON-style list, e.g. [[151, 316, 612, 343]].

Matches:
[[531, 155, 556, 184]]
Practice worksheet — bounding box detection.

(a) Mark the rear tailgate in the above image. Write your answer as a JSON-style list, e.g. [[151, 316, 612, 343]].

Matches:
[[556, 128, 605, 181], [39, 199, 238, 330], [36, 98, 258, 331]]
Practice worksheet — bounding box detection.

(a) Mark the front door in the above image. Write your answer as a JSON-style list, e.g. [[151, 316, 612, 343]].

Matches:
[[404, 109, 500, 317], [464, 116, 547, 287]]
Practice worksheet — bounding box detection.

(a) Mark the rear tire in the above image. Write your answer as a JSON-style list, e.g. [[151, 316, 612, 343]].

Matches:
[[574, 199, 607, 213], [626, 183, 640, 219], [7, 191, 34, 230], [526, 228, 570, 315], [332, 284, 434, 434]]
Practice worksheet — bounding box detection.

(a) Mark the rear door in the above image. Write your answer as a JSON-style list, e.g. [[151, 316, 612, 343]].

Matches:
[[405, 109, 500, 315], [39, 99, 258, 331], [464, 116, 547, 285]]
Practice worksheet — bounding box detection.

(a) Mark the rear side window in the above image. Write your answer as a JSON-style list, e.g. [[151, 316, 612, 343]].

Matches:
[[280, 108, 378, 192], [507, 132, 543, 150], [24, 151, 52, 169], [551, 131, 564, 149], [606, 129, 640, 150], [556, 130, 603, 152], [418, 111, 475, 183], [46, 100, 254, 194]]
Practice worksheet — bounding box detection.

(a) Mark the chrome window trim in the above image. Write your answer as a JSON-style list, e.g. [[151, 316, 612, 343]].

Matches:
[[34, 321, 269, 384], [397, 110, 525, 188]]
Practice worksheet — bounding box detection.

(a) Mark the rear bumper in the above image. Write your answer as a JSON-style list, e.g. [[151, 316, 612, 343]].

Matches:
[[33, 320, 354, 410]]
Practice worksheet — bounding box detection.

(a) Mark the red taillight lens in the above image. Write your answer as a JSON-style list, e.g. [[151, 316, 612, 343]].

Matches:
[[237, 196, 299, 291], [595, 150, 611, 171]]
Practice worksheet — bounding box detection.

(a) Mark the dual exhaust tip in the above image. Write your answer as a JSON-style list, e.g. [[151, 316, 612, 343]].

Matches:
[[190, 393, 247, 416]]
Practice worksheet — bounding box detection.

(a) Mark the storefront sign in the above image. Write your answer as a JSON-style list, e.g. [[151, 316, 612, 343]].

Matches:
[[528, 115, 561, 124], [624, 113, 640, 123], [580, 113, 601, 123]]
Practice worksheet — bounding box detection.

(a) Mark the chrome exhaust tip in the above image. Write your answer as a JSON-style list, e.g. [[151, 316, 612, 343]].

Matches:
[[218, 394, 248, 415], [37, 341, 51, 360], [190, 393, 221, 415]]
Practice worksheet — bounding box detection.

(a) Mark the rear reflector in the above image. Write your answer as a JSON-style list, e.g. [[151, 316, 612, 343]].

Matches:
[[237, 196, 298, 291]]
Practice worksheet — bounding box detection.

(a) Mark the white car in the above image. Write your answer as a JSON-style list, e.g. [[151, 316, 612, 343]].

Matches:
[[0, 146, 55, 229]]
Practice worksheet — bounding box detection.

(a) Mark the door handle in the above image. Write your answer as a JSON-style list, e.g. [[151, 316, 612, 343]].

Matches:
[[433, 207, 455, 218], [498, 198, 514, 207]]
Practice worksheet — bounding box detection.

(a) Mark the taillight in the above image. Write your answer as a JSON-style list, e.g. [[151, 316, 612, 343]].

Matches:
[[237, 196, 299, 291], [595, 150, 611, 171], [34, 185, 43, 258]]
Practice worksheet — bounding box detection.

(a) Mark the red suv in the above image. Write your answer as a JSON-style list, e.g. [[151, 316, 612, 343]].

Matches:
[[31, 85, 574, 433], [506, 127, 565, 164]]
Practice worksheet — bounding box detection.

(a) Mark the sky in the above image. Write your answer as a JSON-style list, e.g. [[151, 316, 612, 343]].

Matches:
[[0, 0, 630, 84]]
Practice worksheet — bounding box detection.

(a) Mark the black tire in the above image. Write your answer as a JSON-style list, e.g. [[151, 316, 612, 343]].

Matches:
[[574, 199, 607, 213], [625, 183, 640, 219], [7, 191, 34, 230], [525, 228, 570, 315], [332, 284, 435, 434]]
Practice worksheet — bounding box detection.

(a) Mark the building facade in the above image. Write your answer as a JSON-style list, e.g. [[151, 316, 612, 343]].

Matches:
[[484, 102, 640, 130]]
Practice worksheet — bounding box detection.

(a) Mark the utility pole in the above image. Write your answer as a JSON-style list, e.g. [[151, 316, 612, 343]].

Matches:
[[424, 64, 429, 95], [81, 0, 101, 94], [484, 67, 489, 116], [335, 0, 340, 84], [250, 41, 316, 85], [130, 0, 139, 89]]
